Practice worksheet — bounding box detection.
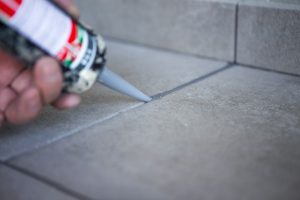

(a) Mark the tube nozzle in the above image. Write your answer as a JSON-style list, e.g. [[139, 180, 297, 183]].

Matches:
[[97, 67, 152, 102]]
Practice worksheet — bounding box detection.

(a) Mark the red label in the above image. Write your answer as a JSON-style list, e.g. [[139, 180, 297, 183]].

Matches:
[[0, 0, 22, 18], [57, 20, 86, 67]]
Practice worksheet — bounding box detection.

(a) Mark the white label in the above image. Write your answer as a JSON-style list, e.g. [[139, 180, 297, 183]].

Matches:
[[9, 0, 71, 56]]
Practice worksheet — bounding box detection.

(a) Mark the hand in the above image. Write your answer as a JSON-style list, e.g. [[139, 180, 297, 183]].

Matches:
[[0, 0, 80, 126]]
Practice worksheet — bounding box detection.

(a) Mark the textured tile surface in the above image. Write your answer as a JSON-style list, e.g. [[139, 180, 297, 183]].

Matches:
[[11, 66, 300, 200], [241, 0, 300, 4], [0, 41, 225, 161], [264, 0, 300, 4], [75, 0, 236, 61], [0, 165, 74, 200], [237, 3, 300, 74]]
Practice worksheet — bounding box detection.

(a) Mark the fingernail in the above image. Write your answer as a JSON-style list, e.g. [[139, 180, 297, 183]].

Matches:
[[66, 95, 81, 108], [41, 62, 60, 83]]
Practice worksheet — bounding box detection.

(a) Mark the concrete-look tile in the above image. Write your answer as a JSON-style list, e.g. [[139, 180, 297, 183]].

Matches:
[[0, 165, 75, 200], [237, 2, 300, 74], [241, 0, 300, 4], [11, 66, 300, 200], [262, 0, 300, 4], [0, 40, 226, 161], [75, 0, 236, 61]]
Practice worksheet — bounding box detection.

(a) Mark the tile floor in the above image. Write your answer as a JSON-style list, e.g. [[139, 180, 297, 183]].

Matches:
[[0, 41, 300, 200]]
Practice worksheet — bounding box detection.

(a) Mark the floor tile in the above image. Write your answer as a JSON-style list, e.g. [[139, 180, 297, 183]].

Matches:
[[75, 0, 236, 61], [0, 40, 226, 161], [11, 66, 300, 200], [0, 165, 75, 200], [240, 0, 300, 5], [237, 2, 300, 74]]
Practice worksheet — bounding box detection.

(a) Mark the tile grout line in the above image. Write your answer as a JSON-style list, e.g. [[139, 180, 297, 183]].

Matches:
[[233, 3, 239, 63], [4, 162, 92, 200], [152, 63, 234, 100]]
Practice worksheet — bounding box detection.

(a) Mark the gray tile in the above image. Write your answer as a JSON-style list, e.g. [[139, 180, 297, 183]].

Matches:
[[11, 66, 300, 200], [75, 0, 236, 61], [262, 0, 300, 5], [237, 3, 300, 74], [242, 0, 300, 5], [211, 0, 300, 4], [0, 41, 225, 161], [0, 165, 75, 200]]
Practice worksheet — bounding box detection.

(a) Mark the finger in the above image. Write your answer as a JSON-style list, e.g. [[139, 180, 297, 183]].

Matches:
[[52, 93, 81, 110], [5, 88, 42, 125], [34, 57, 63, 104], [0, 87, 17, 111], [0, 49, 24, 87], [11, 69, 33, 93], [54, 0, 80, 18]]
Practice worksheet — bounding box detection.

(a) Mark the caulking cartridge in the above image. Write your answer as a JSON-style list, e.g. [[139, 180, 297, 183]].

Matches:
[[0, 0, 151, 102]]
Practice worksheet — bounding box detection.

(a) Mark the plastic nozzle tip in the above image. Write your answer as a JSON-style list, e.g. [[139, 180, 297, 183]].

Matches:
[[97, 67, 152, 102]]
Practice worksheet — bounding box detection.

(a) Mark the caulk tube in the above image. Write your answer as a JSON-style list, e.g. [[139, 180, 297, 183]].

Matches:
[[0, 0, 151, 102]]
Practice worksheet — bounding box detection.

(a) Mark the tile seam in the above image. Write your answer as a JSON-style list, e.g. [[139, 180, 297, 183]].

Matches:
[[4, 162, 91, 200], [152, 63, 234, 100], [233, 3, 239, 63]]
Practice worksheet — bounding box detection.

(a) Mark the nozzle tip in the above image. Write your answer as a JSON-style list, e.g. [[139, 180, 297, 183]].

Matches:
[[98, 67, 152, 102], [140, 95, 152, 103]]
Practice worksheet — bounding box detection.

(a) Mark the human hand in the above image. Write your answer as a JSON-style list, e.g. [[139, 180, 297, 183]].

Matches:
[[0, 0, 80, 126]]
